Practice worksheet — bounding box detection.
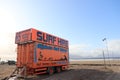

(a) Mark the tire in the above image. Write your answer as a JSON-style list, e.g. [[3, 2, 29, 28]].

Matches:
[[56, 67, 61, 73], [48, 67, 54, 75]]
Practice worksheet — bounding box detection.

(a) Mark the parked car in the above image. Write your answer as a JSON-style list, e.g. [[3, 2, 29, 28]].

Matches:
[[8, 60, 16, 65]]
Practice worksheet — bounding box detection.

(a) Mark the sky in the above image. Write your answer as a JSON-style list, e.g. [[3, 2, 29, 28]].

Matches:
[[0, 0, 120, 61]]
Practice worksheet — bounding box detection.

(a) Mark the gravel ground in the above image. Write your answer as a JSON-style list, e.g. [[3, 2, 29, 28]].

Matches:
[[1, 61, 120, 80]]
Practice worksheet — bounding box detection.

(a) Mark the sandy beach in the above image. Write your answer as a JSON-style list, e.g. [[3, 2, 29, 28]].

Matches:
[[1, 60, 120, 80]]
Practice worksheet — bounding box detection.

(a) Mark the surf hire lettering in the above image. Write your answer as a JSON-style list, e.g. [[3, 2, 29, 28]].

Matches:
[[37, 31, 68, 47]]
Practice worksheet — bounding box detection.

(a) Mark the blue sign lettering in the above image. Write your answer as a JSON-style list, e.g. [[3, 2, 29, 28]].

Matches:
[[37, 44, 67, 53]]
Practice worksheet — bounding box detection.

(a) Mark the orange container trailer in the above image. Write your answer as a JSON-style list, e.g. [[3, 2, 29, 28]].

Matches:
[[15, 28, 69, 75]]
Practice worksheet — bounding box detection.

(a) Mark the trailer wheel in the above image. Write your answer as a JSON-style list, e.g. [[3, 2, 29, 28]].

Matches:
[[48, 67, 54, 75], [56, 67, 61, 73]]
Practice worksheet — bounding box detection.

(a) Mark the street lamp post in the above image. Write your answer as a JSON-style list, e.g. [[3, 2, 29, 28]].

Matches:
[[102, 50, 106, 69], [102, 38, 111, 66]]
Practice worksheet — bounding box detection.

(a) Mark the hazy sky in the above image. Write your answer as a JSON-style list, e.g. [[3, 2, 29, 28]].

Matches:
[[0, 0, 120, 61]]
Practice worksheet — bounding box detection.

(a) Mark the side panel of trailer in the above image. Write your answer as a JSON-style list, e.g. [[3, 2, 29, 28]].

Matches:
[[15, 28, 69, 75]]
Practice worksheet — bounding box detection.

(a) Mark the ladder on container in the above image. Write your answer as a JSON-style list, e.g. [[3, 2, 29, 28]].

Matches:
[[4, 66, 26, 80]]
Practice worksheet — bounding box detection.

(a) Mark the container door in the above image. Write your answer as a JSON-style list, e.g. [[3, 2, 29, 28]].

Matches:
[[17, 43, 34, 67]]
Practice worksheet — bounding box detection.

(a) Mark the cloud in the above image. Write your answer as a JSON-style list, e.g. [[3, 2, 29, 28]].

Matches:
[[0, 33, 16, 61], [69, 44, 102, 57], [108, 40, 120, 53], [70, 39, 120, 59], [69, 44, 90, 56], [107, 40, 120, 57], [0, 8, 17, 61]]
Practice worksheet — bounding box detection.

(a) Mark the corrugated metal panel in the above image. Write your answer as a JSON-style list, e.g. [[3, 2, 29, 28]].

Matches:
[[17, 43, 34, 67]]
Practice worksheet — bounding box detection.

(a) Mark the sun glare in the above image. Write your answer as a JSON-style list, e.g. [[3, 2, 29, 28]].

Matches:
[[0, 8, 16, 32], [0, 9, 16, 45]]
